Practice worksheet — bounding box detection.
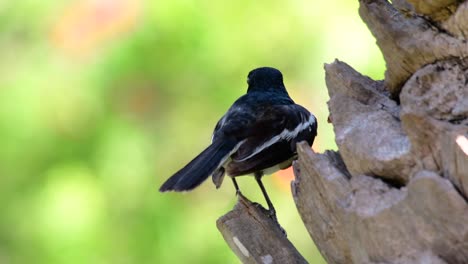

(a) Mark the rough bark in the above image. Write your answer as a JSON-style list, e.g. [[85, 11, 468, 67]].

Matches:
[[217, 194, 307, 264], [218, 0, 468, 263], [292, 143, 468, 264], [359, 0, 468, 97]]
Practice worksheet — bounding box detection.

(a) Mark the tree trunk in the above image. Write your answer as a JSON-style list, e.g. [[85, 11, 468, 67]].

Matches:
[[218, 0, 468, 263]]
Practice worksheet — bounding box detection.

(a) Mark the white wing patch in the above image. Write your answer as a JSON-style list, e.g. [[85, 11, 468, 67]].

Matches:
[[217, 139, 247, 168], [235, 114, 316, 162]]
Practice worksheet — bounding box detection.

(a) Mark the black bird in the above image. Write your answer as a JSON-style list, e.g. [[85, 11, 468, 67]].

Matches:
[[160, 67, 317, 218]]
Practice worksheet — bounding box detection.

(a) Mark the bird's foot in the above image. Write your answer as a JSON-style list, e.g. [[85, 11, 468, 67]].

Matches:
[[267, 208, 287, 236], [268, 208, 277, 220], [268, 209, 279, 224]]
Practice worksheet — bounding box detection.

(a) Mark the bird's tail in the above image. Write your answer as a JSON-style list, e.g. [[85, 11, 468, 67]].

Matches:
[[159, 139, 238, 192]]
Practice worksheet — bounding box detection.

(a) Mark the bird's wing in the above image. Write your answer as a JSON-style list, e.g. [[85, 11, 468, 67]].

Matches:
[[231, 104, 316, 162], [211, 104, 257, 143], [211, 114, 227, 143]]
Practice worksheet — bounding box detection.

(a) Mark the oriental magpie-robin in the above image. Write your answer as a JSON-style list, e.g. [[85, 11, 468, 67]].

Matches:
[[160, 67, 317, 218]]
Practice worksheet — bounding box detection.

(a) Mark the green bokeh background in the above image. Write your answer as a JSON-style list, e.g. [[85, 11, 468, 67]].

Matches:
[[0, 1, 384, 263]]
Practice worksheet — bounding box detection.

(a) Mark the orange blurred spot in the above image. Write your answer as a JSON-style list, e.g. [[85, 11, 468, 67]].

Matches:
[[51, 0, 140, 56], [273, 167, 295, 192], [273, 144, 318, 192], [114, 78, 159, 120]]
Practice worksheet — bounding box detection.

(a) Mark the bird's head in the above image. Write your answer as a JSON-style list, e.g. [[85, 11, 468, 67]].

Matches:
[[247, 67, 287, 93]]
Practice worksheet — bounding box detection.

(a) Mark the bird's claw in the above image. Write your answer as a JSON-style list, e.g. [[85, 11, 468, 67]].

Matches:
[[268, 208, 287, 236]]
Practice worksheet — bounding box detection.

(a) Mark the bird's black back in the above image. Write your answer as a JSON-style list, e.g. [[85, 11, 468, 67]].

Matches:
[[161, 66, 317, 192], [210, 67, 317, 178]]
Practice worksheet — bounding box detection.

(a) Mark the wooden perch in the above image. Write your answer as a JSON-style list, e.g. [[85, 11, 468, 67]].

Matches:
[[292, 147, 352, 263], [217, 194, 307, 264]]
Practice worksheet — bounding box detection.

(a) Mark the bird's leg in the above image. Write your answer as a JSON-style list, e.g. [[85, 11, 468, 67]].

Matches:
[[254, 172, 276, 219], [231, 177, 241, 195]]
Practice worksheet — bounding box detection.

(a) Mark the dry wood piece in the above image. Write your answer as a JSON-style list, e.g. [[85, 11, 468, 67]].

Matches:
[[401, 113, 468, 198], [400, 58, 468, 197], [291, 145, 352, 264], [400, 58, 468, 124], [440, 130, 468, 198], [325, 60, 414, 183], [405, 0, 460, 21], [359, 0, 468, 96], [217, 194, 307, 264], [292, 143, 468, 264], [443, 1, 468, 38], [325, 60, 397, 117]]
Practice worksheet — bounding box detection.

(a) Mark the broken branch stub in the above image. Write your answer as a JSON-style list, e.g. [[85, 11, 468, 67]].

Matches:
[[292, 144, 352, 264], [217, 194, 307, 264]]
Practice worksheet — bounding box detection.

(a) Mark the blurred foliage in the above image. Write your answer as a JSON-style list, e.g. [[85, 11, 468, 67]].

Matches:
[[0, 0, 384, 263]]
